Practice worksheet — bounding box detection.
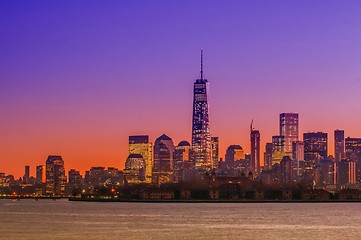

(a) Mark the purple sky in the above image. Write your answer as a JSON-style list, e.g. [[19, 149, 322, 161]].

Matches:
[[1, 1, 361, 177]]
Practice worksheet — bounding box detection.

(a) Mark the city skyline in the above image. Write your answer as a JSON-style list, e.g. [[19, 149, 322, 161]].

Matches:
[[1, 1, 361, 177]]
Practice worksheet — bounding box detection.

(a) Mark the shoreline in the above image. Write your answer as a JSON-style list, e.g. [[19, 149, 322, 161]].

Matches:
[[68, 197, 361, 203]]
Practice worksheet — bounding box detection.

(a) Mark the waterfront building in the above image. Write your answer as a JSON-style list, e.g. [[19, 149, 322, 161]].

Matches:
[[191, 51, 212, 171], [334, 130, 345, 162], [45, 155, 66, 196], [129, 135, 153, 183]]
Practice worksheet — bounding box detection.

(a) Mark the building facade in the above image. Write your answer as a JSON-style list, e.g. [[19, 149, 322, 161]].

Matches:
[[46, 155, 66, 196], [129, 135, 153, 183], [191, 51, 212, 171]]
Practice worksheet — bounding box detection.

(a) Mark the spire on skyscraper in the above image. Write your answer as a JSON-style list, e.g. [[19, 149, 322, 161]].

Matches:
[[200, 50, 203, 80]]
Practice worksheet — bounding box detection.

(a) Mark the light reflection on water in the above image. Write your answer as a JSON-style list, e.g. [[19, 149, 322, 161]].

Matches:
[[1, 199, 361, 240]]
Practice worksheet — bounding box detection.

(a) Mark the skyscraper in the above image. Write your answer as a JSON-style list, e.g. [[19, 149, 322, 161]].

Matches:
[[46, 155, 66, 196], [36, 165, 43, 184], [191, 51, 211, 171], [345, 137, 361, 182], [334, 130, 345, 162], [303, 132, 328, 169], [23, 165, 30, 184], [129, 135, 153, 183], [272, 136, 285, 165], [250, 128, 261, 175], [153, 134, 175, 172], [264, 143, 273, 170], [211, 137, 219, 169], [173, 141, 191, 182], [280, 113, 299, 157], [292, 141, 304, 176]]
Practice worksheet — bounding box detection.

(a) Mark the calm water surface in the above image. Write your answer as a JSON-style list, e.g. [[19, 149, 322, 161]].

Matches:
[[1, 199, 361, 239]]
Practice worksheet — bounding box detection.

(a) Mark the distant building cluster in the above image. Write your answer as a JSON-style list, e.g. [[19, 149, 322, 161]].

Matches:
[[1, 52, 361, 198]]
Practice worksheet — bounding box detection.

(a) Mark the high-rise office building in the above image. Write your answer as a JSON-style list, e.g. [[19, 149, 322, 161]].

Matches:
[[173, 141, 191, 182], [68, 169, 83, 185], [124, 154, 146, 183], [264, 143, 273, 170], [272, 136, 285, 165], [36, 165, 43, 184], [191, 51, 211, 171], [292, 141, 304, 176], [211, 137, 219, 169], [129, 135, 153, 183], [46, 155, 66, 195], [280, 113, 299, 157], [250, 130, 261, 175], [23, 165, 30, 184], [152, 134, 175, 185], [303, 132, 328, 169], [153, 134, 175, 172], [345, 137, 361, 182], [334, 130, 345, 162]]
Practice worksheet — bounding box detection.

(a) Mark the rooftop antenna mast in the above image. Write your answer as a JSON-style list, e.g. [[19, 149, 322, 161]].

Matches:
[[250, 119, 254, 132], [200, 50, 203, 80]]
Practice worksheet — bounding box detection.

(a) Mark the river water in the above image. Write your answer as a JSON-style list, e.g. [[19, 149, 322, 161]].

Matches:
[[1, 199, 361, 239]]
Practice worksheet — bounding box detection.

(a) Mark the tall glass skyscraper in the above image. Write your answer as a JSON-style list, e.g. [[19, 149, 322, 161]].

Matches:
[[129, 135, 153, 183], [191, 51, 211, 171], [251, 129, 261, 175], [280, 113, 299, 157], [334, 129, 345, 162]]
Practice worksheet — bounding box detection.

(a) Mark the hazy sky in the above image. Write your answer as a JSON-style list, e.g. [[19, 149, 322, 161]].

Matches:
[[1, 0, 361, 177]]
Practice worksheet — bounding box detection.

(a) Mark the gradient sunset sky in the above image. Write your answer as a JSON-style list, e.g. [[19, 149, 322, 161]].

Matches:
[[1, 1, 361, 178]]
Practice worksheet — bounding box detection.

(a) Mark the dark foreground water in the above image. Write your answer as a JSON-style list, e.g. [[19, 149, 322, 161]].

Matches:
[[1, 199, 361, 239]]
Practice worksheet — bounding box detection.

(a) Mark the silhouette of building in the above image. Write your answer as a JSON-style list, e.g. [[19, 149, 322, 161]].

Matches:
[[264, 143, 273, 170], [225, 145, 245, 163], [337, 159, 357, 188], [345, 137, 361, 182], [303, 132, 328, 169], [46, 155, 66, 196], [129, 135, 153, 183], [334, 130, 345, 162], [280, 113, 299, 157], [36, 165, 43, 184], [68, 169, 82, 185], [292, 141, 304, 176], [173, 141, 191, 182], [23, 166, 30, 184], [250, 129, 261, 175], [153, 134, 175, 185], [211, 137, 219, 169], [280, 156, 293, 184], [192, 51, 211, 171]]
